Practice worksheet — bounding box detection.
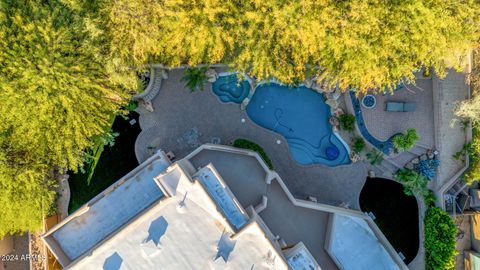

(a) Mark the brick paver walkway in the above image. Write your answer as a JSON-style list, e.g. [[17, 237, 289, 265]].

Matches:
[[135, 69, 368, 209]]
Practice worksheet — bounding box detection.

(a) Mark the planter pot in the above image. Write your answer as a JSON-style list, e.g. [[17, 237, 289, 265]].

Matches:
[[362, 95, 376, 109]]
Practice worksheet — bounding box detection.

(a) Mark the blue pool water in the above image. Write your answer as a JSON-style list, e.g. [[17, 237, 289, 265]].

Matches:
[[246, 83, 350, 166], [212, 74, 250, 104]]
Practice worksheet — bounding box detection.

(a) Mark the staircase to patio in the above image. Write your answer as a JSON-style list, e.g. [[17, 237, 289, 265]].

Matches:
[[374, 143, 431, 177]]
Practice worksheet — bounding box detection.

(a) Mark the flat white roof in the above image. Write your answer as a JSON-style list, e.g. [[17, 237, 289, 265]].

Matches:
[[46, 154, 171, 262], [68, 164, 288, 270], [329, 214, 400, 270]]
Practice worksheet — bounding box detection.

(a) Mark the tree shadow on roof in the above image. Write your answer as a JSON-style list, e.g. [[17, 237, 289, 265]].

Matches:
[[103, 252, 122, 270], [145, 216, 168, 246], [215, 230, 236, 262]]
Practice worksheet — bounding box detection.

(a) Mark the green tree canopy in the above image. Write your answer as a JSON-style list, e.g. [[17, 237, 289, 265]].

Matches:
[[0, 0, 132, 236], [106, 0, 479, 92], [424, 207, 457, 270]]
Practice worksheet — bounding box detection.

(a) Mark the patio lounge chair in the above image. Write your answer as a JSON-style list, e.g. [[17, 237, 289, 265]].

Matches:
[[385, 102, 416, 112]]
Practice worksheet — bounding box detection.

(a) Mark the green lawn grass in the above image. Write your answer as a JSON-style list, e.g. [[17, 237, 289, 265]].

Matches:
[[67, 112, 141, 213]]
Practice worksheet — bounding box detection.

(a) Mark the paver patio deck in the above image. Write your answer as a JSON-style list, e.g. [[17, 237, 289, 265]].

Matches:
[[434, 71, 469, 190], [135, 69, 368, 209], [359, 75, 435, 149]]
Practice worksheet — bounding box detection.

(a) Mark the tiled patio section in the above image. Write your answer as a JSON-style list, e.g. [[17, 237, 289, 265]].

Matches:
[[359, 75, 435, 148], [434, 71, 470, 190], [135, 69, 368, 208]]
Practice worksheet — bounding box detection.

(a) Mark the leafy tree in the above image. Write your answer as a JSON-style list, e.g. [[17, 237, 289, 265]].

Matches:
[[424, 207, 457, 270], [393, 128, 420, 151], [338, 114, 356, 132], [351, 137, 365, 153], [0, 141, 56, 238], [0, 0, 131, 235], [394, 169, 430, 197], [366, 149, 384, 165], [181, 67, 209, 92], [105, 0, 479, 92]]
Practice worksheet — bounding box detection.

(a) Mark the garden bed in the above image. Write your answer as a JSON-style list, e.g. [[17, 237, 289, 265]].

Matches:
[[232, 139, 273, 169], [67, 112, 141, 213]]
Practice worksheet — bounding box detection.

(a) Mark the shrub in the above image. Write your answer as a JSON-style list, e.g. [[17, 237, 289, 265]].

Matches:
[[125, 100, 138, 111], [338, 114, 356, 132], [181, 67, 209, 92], [366, 149, 383, 165], [393, 128, 420, 151], [424, 207, 457, 270], [352, 137, 365, 154], [414, 158, 440, 181], [464, 126, 480, 184], [394, 169, 429, 197], [233, 139, 273, 169]]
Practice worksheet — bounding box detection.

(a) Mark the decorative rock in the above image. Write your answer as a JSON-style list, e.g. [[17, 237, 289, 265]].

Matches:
[[323, 86, 336, 93], [420, 154, 428, 161], [240, 97, 250, 111], [329, 116, 339, 127], [405, 163, 414, 170], [312, 82, 324, 93], [333, 108, 344, 117], [326, 88, 342, 100], [411, 158, 420, 164], [140, 100, 154, 112], [304, 77, 314, 88], [325, 99, 339, 109], [427, 150, 435, 160], [160, 69, 169, 79], [350, 153, 361, 163], [205, 68, 217, 82], [368, 170, 376, 178]]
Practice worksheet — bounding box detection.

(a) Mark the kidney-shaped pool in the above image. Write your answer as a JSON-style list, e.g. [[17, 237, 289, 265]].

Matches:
[[245, 83, 350, 166]]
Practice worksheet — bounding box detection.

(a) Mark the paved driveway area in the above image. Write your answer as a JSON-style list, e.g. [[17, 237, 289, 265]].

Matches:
[[135, 69, 368, 208]]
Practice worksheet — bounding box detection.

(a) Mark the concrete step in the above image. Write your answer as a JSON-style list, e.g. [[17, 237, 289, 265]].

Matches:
[[374, 163, 395, 178], [407, 145, 428, 156], [389, 152, 416, 168]]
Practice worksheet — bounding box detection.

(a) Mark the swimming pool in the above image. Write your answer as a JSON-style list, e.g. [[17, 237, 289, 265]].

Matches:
[[212, 73, 251, 104], [246, 83, 350, 166]]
